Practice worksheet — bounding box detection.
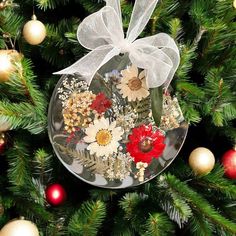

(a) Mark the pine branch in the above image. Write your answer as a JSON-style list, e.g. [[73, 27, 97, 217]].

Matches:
[[178, 100, 201, 124], [152, 0, 180, 32], [148, 174, 193, 228], [193, 164, 236, 200], [176, 44, 197, 80], [214, 0, 235, 21], [177, 81, 204, 98], [89, 189, 117, 202], [143, 213, 174, 236], [168, 18, 183, 40], [41, 18, 82, 68], [119, 192, 153, 234], [0, 58, 47, 133], [159, 194, 192, 227], [203, 68, 235, 126], [190, 0, 220, 29], [120, 0, 132, 29], [119, 192, 144, 220], [11, 59, 47, 111], [0, 101, 46, 134], [162, 174, 236, 235], [112, 210, 134, 236], [0, 38, 6, 48], [75, 0, 103, 13], [188, 210, 214, 236], [68, 200, 106, 236], [32, 149, 53, 184], [0, 9, 23, 41], [15, 197, 53, 224], [6, 140, 31, 187], [36, 0, 70, 10]]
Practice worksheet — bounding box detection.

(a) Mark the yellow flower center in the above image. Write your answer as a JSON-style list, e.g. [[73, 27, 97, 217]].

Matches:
[[128, 77, 142, 91], [139, 137, 154, 153], [96, 129, 112, 146]]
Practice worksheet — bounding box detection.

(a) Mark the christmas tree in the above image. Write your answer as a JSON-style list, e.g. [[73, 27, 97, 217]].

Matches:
[[0, 0, 236, 235]]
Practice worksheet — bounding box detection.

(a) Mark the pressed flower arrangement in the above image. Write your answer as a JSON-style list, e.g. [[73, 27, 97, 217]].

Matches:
[[49, 57, 188, 188]]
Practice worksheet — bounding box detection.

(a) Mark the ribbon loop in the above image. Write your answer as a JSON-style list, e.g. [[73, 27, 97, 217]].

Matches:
[[77, 6, 124, 50], [55, 0, 180, 89], [126, 0, 159, 42]]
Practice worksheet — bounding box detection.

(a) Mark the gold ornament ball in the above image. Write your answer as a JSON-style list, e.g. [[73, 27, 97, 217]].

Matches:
[[0, 50, 20, 82], [23, 15, 46, 45], [189, 147, 215, 175], [234, 0, 236, 9], [0, 219, 39, 236], [0, 120, 11, 132]]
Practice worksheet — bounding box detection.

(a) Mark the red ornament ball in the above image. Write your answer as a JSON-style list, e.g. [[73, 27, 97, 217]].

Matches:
[[221, 148, 236, 179], [45, 183, 66, 206], [0, 133, 6, 154]]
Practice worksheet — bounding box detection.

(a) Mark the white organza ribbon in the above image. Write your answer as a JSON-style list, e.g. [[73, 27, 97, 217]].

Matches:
[[55, 0, 180, 89]]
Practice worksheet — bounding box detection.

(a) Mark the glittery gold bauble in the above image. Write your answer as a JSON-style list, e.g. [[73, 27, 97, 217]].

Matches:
[[233, 0, 236, 9], [0, 219, 39, 236], [0, 50, 20, 82], [189, 147, 215, 175], [23, 15, 46, 45]]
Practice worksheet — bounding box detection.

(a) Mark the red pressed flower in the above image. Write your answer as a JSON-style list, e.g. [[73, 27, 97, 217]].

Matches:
[[90, 93, 112, 114], [126, 124, 165, 164]]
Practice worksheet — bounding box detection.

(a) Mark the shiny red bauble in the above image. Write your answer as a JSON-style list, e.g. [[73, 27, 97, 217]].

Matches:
[[45, 183, 66, 206], [221, 148, 236, 179]]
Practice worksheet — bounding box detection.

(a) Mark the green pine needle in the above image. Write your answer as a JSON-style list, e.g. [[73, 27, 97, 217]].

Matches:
[[162, 174, 236, 235], [68, 200, 106, 236], [36, 0, 70, 10], [6, 140, 31, 187], [194, 164, 236, 200], [143, 213, 174, 236]]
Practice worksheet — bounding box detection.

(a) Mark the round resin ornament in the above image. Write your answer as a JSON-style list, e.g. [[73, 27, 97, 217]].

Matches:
[[48, 55, 188, 189]]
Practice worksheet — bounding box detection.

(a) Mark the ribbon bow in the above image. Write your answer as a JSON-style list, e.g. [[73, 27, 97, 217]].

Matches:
[[55, 0, 180, 89]]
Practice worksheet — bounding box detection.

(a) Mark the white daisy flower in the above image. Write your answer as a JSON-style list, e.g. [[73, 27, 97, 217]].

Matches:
[[117, 64, 150, 102], [83, 117, 124, 157]]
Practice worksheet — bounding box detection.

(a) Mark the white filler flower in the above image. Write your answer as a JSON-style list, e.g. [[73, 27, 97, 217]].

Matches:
[[84, 117, 124, 157]]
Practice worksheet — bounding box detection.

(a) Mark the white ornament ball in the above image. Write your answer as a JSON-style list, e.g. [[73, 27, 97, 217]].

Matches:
[[0, 219, 39, 236], [189, 147, 215, 175], [23, 15, 46, 45]]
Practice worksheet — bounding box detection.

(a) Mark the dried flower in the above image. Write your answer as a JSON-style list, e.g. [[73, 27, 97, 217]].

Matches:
[[58, 77, 89, 107], [160, 94, 184, 131], [117, 64, 149, 102], [135, 161, 148, 182], [127, 124, 165, 164], [62, 91, 96, 133], [104, 70, 121, 83], [105, 151, 133, 180], [84, 117, 124, 157], [90, 93, 112, 114]]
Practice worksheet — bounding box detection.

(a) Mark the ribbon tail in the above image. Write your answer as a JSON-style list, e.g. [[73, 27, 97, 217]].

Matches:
[[127, 0, 159, 42], [54, 45, 120, 85], [105, 0, 122, 25]]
